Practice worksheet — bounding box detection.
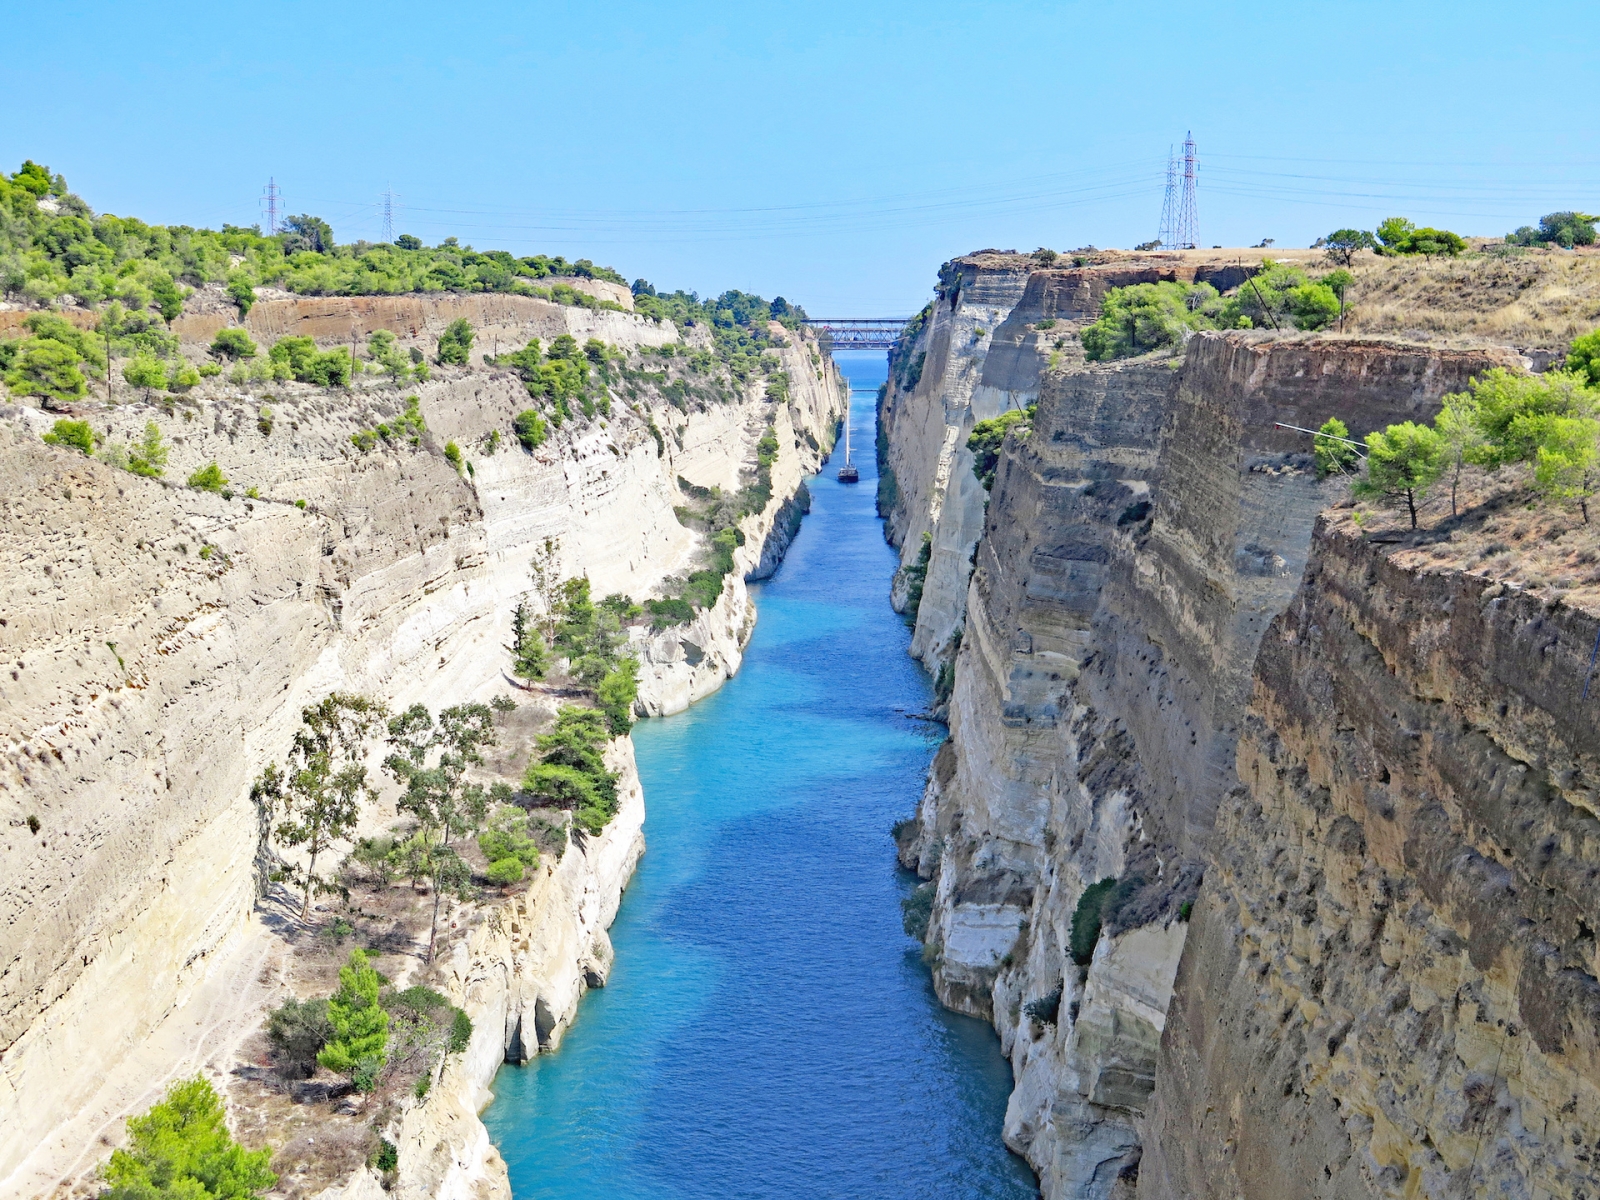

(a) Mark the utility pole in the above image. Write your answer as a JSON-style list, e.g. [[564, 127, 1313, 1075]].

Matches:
[[1174, 132, 1199, 250], [261, 177, 281, 235], [1157, 145, 1178, 250]]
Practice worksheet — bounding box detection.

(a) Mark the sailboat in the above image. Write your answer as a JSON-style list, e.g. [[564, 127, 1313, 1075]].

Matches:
[[837, 397, 860, 483]]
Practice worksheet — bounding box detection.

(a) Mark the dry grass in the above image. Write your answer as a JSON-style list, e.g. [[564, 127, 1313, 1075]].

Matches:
[[1326, 463, 1600, 617], [1338, 244, 1600, 349]]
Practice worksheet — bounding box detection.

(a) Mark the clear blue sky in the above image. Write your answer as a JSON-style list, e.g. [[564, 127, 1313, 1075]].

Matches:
[[6, 1, 1595, 314]]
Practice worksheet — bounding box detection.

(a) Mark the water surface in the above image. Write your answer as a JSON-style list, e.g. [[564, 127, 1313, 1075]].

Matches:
[[484, 351, 1038, 1200]]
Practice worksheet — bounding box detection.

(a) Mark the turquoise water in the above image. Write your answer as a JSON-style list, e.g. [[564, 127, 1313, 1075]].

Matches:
[[482, 352, 1038, 1200]]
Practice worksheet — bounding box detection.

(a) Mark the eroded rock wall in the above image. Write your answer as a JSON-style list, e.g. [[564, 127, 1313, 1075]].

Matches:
[[0, 298, 843, 1195], [899, 331, 1519, 1198], [1140, 522, 1600, 1200]]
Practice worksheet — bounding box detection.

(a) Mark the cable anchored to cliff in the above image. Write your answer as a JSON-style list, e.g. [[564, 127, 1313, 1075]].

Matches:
[[1273, 422, 1369, 458]]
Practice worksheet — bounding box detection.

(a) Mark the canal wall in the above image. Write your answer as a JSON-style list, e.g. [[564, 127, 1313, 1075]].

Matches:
[[887, 244, 1600, 1199], [0, 295, 844, 1196]]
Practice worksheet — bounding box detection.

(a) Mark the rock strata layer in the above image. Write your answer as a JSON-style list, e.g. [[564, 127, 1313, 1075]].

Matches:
[[0, 295, 842, 1196], [887, 247, 1593, 1200]]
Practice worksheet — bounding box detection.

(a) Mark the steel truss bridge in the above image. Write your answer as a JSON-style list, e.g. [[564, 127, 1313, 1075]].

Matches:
[[803, 318, 911, 350]]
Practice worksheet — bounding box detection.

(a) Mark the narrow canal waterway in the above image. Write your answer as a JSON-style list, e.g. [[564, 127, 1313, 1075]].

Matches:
[[483, 352, 1038, 1199]]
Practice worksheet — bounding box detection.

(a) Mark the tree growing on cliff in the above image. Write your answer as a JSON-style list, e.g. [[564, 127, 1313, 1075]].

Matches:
[[1433, 393, 1484, 516], [1530, 415, 1600, 523], [384, 703, 497, 960], [316, 949, 389, 1090], [1313, 418, 1362, 479], [253, 692, 389, 920], [102, 1076, 277, 1200], [522, 706, 620, 835], [1080, 281, 1220, 360], [437, 317, 473, 366], [967, 406, 1036, 490], [509, 600, 549, 683], [1353, 422, 1445, 528]]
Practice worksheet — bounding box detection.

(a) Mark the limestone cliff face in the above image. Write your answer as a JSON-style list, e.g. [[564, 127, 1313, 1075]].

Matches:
[[896, 328, 1522, 1198], [880, 256, 1260, 674], [1141, 521, 1600, 1200], [0, 297, 843, 1195]]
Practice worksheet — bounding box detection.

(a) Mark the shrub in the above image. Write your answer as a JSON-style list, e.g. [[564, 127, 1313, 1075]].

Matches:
[[266, 997, 333, 1079], [1070, 878, 1118, 965], [443, 441, 463, 472], [1464, 368, 1598, 470], [42, 418, 97, 454], [351, 429, 377, 453], [167, 361, 201, 392], [227, 274, 256, 315], [210, 328, 258, 360], [901, 882, 935, 940], [1313, 417, 1361, 479], [122, 352, 166, 396], [188, 462, 227, 493], [7, 338, 86, 403], [129, 420, 168, 477], [268, 337, 353, 386], [1024, 987, 1063, 1025], [967, 407, 1035, 489], [479, 804, 539, 880], [1568, 329, 1600, 386], [317, 949, 389, 1085], [448, 1007, 472, 1054], [596, 658, 639, 735], [437, 318, 473, 365], [1081, 281, 1220, 360], [373, 1140, 399, 1173], [1374, 217, 1465, 257], [523, 706, 620, 834], [102, 1076, 277, 1200]]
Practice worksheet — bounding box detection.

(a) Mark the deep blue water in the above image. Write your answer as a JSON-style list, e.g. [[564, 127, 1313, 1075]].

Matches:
[[482, 351, 1038, 1200]]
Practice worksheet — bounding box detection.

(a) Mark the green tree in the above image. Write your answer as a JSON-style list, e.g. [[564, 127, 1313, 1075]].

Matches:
[[1433, 392, 1484, 516], [384, 703, 497, 960], [253, 693, 388, 919], [316, 949, 389, 1088], [1567, 329, 1600, 386], [150, 274, 185, 323], [226, 273, 256, 316], [209, 329, 257, 360], [167, 361, 201, 392], [1353, 422, 1445, 528], [967, 407, 1034, 489], [6, 339, 86, 404], [1531, 416, 1600, 522], [596, 658, 639, 735], [1323, 229, 1377, 267], [512, 409, 547, 451], [509, 600, 548, 683], [1080, 281, 1219, 360], [280, 214, 334, 254], [187, 462, 228, 493], [522, 706, 621, 834], [1375, 217, 1465, 257], [102, 1076, 276, 1200], [42, 418, 98, 455], [129, 420, 169, 478], [478, 805, 540, 886], [123, 352, 167, 398], [437, 318, 474, 366], [1313, 417, 1362, 479], [1465, 368, 1597, 469]]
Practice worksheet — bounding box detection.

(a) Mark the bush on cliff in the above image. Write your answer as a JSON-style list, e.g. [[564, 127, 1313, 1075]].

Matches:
[[967, 406, 1035, 489], [437, 318, 473, 365], [522, 706, 621, 835], [901, 882, 935, 941], [266, 997, 333, 1079], [1069, 878, 1118, 965], [317, 949, 390, 1089], [41, 417, 98, 455], [1313, 418, 1361, 479], [1081, 280, 1222, 359], [102, 1076, 277, 1200], [479, 804, 540, 885]]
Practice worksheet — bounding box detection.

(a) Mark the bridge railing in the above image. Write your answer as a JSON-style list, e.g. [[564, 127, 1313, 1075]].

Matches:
[[802, 318, 913, 351]]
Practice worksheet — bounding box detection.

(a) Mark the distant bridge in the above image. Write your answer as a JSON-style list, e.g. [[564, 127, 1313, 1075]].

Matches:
[[803, 318, 912, 350]]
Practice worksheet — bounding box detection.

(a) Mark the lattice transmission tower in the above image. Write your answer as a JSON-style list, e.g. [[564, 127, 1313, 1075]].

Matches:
[[1157, 145, 1179, 249], [1173, 132, 1199, 249], [381, 186, 397, 243], [261, 177, 281, 235]]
